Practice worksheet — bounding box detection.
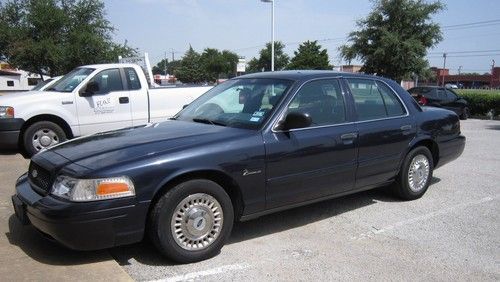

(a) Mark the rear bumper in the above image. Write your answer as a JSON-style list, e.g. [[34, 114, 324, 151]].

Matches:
[[0, 118, 24, 149], [436, 135, 466, 169], [13, 174, 149, 250]]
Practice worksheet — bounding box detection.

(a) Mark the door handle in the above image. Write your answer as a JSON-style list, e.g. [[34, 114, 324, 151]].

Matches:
[[340, 132, 358, 140], [400, 125, 412, 131], [119, 97, 129, 104]]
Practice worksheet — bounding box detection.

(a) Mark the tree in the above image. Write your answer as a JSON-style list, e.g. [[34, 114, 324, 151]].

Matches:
[[220, 50, 239, 78], [0, 0, 136, 77], [152, 59, 181, 75], [287, 40, 333, 70], [246, 41, 289, 73], [175, 46, 205, 83], [340, 0, 444, 81], [200, 48, 224, 82]]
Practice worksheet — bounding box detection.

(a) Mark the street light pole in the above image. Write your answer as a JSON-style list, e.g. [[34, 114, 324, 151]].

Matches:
[[261, 0, 275, 71]]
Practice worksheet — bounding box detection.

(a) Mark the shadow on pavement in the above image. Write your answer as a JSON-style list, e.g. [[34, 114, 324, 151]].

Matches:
[[486, 124, 500, 131], [5, 215, 112, 266]]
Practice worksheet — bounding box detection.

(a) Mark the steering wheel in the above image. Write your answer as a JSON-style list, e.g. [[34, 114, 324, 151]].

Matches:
[[194, 103, 224, 117]]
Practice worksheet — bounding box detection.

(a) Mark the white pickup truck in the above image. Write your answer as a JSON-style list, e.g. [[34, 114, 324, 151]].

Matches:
[[0, 63, 211, 156]]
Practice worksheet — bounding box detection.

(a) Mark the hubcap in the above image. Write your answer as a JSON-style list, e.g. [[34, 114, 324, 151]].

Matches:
[[32, 129, 59, 151], [408, 154, 430, 192], [171, 193, 223, 251]]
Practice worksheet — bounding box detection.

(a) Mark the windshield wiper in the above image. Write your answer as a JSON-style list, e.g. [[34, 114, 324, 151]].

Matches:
[[192, 118, 226, 127]]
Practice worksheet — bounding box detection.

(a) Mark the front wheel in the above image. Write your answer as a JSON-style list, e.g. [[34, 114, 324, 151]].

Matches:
[[148, 179, 234, 263], [23, 121, 67, 157], [393, 146, 434, 200]]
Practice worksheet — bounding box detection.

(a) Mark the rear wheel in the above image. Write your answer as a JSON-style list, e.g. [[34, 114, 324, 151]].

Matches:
[[148, 179, 234, 263], [23, 121, 67, 157], [393, 146, 434, 200], [460, 107, 469, 120]]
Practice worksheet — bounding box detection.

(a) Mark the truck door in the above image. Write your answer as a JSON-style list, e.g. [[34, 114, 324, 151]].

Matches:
[[75, 68, 133, 136], [123, 67, 149, 126]]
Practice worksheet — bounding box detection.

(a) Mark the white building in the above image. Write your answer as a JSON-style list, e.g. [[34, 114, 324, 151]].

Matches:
[[0, 62, 49, 92]]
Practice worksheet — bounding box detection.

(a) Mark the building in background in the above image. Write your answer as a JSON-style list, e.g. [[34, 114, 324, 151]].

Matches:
[[0, 62, 49, 92], [339, 65, 363, 73], [430, 67, 500, 88]]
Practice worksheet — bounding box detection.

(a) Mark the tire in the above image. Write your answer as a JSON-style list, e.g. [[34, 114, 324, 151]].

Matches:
[[148, 179, 234, 263], [460, 107, 469, 120], [392, 146, 434, 200], [23, 121, 67, 157]]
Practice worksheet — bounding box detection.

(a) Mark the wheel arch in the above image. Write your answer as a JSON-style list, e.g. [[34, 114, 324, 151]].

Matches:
[[149, 169, 245, 221], [407, 138, 439, 168], [19, 114, 74, 146]]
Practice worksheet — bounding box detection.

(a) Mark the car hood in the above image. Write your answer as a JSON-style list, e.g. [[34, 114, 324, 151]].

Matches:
[[0, 90, 61, 105], [46, 120, 252, 171]]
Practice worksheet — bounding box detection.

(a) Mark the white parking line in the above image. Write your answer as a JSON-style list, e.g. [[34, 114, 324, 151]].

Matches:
[[148, 263, 251, 282], [351, 195, 499, 240]]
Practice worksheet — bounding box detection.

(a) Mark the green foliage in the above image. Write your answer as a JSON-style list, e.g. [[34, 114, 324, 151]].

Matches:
[[152, 59, 181, 75], [456, 90, 500, 116], [0, 0, 136, 76], [340, 0, 444, 81], [287, 40, 332, 70], [246, 41, 289, 73]]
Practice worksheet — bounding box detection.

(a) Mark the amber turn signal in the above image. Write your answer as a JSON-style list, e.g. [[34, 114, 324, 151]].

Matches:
[[96, 182, 131, 195]]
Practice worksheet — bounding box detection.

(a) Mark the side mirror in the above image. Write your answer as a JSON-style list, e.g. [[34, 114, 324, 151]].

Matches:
[[79, 81, 99, 97], [182, 104, 189, 109], [277, 111, 312, 131]]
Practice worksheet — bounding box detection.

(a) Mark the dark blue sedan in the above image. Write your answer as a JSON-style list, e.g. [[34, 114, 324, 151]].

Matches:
[[12, 71, 465, 263]]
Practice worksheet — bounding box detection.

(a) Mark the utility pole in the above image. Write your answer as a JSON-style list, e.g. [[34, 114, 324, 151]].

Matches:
[[441, 53, 447, 87], [458, 66, 462, 75], [491, 59, 496, 89], [171, 49, 175, 62], [164, 51, 167, 76]]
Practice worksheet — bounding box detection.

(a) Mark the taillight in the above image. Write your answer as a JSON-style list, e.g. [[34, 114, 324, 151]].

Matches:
[[419, 96, 428, 105]]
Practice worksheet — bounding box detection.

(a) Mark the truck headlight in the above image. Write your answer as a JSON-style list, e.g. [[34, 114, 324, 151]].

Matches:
[[51, 175, 135, 202], [0, 106, 14, 118]]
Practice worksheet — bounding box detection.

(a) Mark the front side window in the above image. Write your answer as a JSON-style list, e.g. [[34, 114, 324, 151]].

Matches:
[[286, 79, 346, 126], [348, 79, 406, 121], [88, 68, 124, 94], [175, 78, 293, 130], [445, 89, 458, 100]]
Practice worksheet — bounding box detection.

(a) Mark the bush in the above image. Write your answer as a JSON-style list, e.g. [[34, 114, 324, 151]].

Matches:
[[456, 90, 500, 116]]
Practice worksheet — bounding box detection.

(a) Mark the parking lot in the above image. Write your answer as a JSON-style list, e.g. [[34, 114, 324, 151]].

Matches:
[[1, 119, 499, 281]]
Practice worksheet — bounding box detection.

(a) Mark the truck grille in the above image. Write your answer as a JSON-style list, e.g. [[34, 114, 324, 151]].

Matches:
[[28, 162, 53, 195]]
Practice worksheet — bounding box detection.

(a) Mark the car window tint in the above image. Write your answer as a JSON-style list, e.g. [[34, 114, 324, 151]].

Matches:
[[436, 89, 447, 100], [286, 79, 346, 126], [376, 81, 406, 116], [445, 89, 457, 100], [89, 68, 123, 94], [125, 68, 141, 90], [348, 79, 387, 121]]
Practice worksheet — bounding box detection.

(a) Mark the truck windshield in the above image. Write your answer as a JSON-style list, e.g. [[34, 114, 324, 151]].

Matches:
[[47, 68, 95, 92], [174, 78, 293, 130]]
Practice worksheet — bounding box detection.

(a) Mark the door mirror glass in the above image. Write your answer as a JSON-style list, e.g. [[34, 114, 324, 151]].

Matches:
[[80, 81, 99, 97], [278, 111, 312, 130]]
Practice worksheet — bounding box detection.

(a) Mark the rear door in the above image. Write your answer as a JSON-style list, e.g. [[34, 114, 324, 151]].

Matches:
[[75, 68, 133, 135], [264, 78, 358, 209], [346, 78, 416, 188], [124, 67, 150, 126]]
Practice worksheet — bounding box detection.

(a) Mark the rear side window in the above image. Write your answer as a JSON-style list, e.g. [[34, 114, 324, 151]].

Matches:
[[436, 89, 447, 100], [347, 79, 406, 121], [125, 68, 141, 90]]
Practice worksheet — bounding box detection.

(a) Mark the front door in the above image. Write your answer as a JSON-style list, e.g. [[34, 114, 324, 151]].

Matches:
[[75, 68, 133, 136], [264, 78, 358, 209], [345, 78, 416, 188]]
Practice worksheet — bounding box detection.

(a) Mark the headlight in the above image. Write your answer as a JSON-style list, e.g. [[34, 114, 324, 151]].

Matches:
[[0, 106, 14, 118], [51, 175, 135, 202]]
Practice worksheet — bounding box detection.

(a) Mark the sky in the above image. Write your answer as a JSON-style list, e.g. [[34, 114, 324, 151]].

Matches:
[[104, 0, 500, 75]]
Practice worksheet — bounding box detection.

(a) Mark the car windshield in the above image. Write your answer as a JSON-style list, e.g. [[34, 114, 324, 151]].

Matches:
[[47, 68, 95, 92], [175, 78, 293, 130], [31, 78, 54, 91]]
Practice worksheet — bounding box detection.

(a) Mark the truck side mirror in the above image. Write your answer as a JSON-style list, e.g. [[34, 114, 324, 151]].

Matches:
[[80, 81, 99, 97], [276, 111, 312, 131]]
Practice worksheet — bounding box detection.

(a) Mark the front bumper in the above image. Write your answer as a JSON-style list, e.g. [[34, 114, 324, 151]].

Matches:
[[0, 118, 24, 149], [12, 174, 149, 251]]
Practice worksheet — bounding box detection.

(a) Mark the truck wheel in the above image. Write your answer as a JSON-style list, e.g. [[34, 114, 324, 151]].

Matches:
[[148, 179, 234, 263], [23, 121, 67, 156], [460, 107, 469, 120], [393, 146, 434, 200]]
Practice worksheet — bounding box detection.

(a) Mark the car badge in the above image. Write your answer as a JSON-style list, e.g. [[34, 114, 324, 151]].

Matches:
[[31, 169, 38, 178]]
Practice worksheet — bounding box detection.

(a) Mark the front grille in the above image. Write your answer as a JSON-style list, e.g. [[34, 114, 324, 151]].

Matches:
[[28, 162, 53, 195]]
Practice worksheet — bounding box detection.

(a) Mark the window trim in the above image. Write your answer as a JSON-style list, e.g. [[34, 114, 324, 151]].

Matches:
[[347, 78, 409, 124], [272, 76, 352, 133]]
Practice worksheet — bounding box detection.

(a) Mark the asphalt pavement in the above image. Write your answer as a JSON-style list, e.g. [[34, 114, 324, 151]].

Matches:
[[1, 119, 498, 281]]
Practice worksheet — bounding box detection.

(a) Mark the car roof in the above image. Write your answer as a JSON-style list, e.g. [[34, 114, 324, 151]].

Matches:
[[237, 70, 392, 82]]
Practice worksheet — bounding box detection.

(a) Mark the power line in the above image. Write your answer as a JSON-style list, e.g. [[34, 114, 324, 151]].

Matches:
[[428, 53, 500, 58], [428, 49, 500, 55], [442, 19, 500, 29]]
